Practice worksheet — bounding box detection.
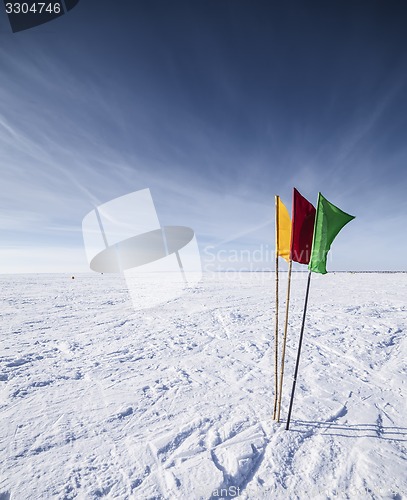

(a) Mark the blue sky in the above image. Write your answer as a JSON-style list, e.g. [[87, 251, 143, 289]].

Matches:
[[1, 1, 406, 272]]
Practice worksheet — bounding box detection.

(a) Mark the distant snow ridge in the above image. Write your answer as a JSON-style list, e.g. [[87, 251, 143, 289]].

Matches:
[[82, 189, 202, 311]]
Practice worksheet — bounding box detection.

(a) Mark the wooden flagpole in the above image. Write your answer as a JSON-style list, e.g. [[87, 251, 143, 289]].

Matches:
[[273, 195, 279, 420], [285, 270, 312, 430], [276, 258, 292, 422]]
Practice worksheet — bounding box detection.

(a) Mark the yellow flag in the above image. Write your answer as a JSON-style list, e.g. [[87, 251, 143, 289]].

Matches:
[[276, 196, 291, 262]]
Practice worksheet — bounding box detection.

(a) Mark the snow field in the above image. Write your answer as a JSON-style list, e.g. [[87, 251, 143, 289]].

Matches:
[[0, 272, 406, 499]]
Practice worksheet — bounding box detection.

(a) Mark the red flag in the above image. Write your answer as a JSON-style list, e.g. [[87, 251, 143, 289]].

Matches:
[[291, 188, 316, 264]]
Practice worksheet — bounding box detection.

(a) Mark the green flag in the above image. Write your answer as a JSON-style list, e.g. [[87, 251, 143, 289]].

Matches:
[[309, 193, 355, 274]]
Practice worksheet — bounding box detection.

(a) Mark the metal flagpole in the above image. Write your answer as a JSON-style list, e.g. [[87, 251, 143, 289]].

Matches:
[[277, 258, 292, 422], [273, 195, 279, 420], [285, 270, 312, 430]]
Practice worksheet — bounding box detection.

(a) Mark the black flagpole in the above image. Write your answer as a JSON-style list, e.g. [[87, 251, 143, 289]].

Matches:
[[285, 270, 312, 430]]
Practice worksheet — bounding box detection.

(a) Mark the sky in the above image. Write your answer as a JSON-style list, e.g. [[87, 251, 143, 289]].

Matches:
[[1, 0, 407, 273]]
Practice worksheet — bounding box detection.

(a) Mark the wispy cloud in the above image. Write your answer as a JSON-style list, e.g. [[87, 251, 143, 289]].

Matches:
[[0, 4, 406, 272]]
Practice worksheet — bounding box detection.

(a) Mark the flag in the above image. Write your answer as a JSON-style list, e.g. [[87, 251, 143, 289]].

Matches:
[[276, 196, 291, 262], [291, 188, 316, 264], [309, 193, 355, 274]]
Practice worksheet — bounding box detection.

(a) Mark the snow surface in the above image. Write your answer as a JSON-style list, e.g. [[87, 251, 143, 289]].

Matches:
[[0, 272, 406, 499]]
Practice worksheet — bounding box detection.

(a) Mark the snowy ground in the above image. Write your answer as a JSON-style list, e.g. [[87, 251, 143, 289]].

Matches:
[[0, 272, 406, 499]]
